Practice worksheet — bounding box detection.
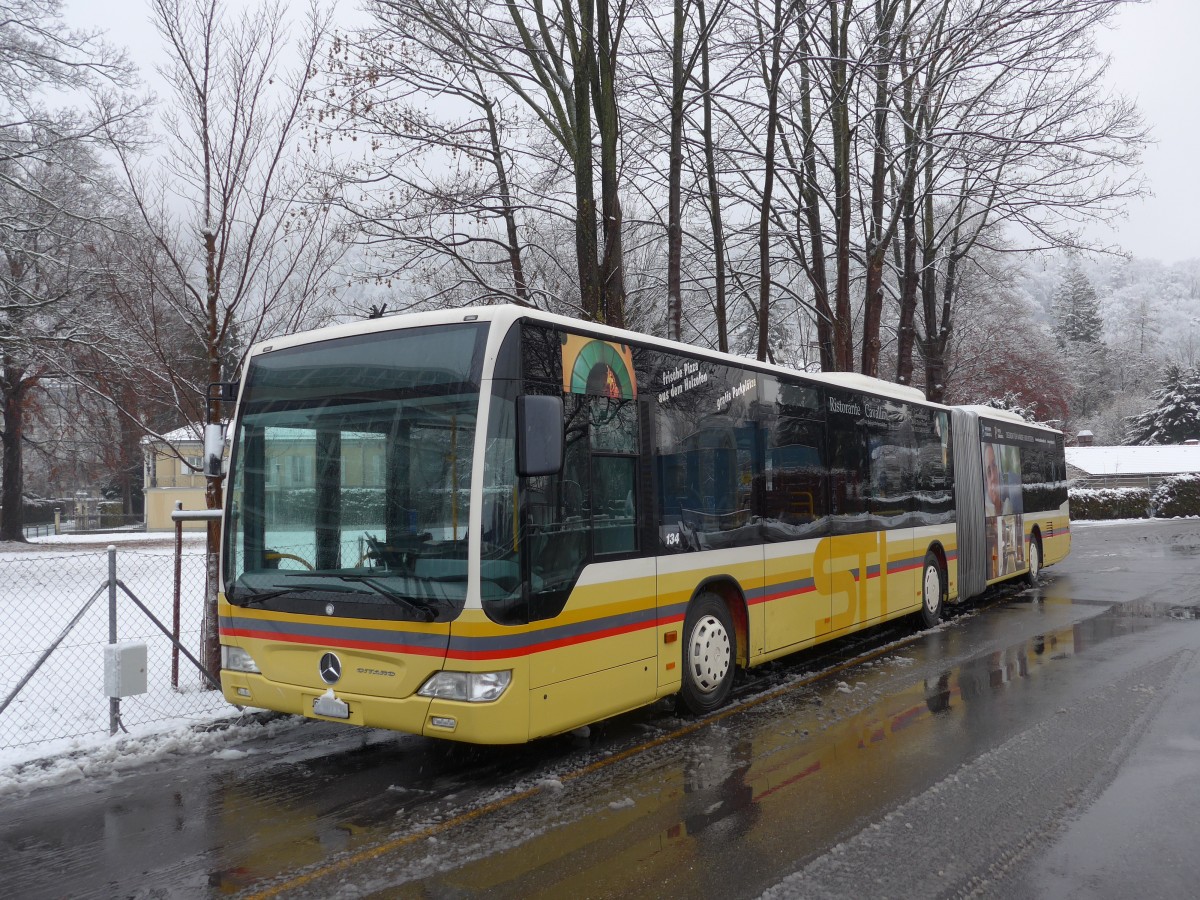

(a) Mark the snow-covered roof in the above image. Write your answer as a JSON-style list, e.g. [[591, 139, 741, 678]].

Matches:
[[1066, 445, 1200, 476], [141, 425, 203, 446]]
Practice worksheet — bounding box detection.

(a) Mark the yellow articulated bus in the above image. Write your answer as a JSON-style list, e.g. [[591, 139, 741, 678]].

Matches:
[[218, 306, 1069, 743]]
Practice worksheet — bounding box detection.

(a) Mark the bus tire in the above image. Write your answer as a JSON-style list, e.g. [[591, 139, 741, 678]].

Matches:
[[679, 592, 736, 715], [1025, 535, 1042, 584], [919, 551, 944, 629]]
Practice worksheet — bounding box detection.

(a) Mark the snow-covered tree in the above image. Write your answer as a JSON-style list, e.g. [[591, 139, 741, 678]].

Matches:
[[940, 256, 1072, 424], [0, 2, 139, 540], [1053, 261, 1104, 346], [980, 393, 1041, 422], [0, 132, 123, 540], [1124, 364, 1200, 445]]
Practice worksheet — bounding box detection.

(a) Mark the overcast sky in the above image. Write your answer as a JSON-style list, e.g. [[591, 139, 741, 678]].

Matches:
[[1092, 0, 1200, 263], [69, 0, 1198, 264]]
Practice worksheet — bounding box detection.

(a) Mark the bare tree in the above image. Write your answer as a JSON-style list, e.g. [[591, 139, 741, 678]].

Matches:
[[331, 0, 632, 326], [320, 12, 538, 311], [106, 0, 347, 497], [101, 0, 348, 667], [0, 132, 123, 540], [890, 0, 1146, 401], [0, 1, 141, 540]]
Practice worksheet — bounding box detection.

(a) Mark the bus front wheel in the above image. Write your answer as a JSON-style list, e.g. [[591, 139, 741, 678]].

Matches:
[[679, 592, 736, 715], [920, 552, 945, 629]]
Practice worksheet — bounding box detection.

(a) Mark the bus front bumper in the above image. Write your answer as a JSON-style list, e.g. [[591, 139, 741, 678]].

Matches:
[[221, 670, 532, 744]]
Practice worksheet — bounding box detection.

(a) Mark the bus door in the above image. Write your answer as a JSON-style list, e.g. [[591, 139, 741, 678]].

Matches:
[[523, 390, 657, 709]]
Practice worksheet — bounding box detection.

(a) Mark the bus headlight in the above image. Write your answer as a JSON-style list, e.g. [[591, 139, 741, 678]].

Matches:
[[221, 645, 261, 674], [418, 670, 512, 703]]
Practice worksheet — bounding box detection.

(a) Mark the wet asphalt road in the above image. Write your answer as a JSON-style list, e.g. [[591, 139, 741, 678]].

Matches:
[[3, 519, 1200, 899]]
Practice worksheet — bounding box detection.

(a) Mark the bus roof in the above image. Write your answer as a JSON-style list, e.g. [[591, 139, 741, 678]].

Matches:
[[247, 304, 940, 408], [957, 404, 1061, 434]]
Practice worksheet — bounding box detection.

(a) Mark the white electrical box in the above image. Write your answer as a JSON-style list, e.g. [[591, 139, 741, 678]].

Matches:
[[104, 642, 148, 698]]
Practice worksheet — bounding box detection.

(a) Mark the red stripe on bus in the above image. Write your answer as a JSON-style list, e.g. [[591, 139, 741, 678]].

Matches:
[[755, 584, 818, 604]]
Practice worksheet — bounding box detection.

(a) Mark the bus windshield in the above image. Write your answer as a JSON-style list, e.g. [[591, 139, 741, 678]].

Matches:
[[223, 322, 488, 621]]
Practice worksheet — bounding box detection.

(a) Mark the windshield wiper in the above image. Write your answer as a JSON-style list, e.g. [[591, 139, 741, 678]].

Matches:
[[229, 585, 313, 608], [335, 574, 440, 622]]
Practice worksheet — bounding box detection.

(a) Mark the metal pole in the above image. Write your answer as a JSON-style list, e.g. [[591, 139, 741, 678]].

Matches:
[[172, 501, 183, 689], [108, 545, 119, 736], [117, 581, 222, 691], [171, 507, 223, 691]]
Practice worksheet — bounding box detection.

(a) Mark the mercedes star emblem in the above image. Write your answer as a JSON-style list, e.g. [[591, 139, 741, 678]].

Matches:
[[319, 652, 342, 685]]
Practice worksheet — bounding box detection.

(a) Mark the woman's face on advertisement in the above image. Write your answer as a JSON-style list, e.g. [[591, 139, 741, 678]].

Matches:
[[986, 446, 1001, 504]]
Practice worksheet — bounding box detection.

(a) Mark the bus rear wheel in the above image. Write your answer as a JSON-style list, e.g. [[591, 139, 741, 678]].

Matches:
[[920, 552, 944, 629], [1025, 536, 1042, 584], [679, 592, 736, 715]]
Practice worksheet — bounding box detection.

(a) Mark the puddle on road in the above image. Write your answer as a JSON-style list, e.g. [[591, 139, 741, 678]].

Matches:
[[210, 603, 1191, 898]]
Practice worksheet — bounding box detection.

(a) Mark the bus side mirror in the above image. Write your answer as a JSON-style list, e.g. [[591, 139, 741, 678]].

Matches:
[[517, 395, 563, 477]]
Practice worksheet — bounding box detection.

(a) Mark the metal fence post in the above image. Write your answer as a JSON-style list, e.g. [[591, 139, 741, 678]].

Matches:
[[108, 545, 119, 736], [171, 507, 224, 691], [172, 501, 183, 689]]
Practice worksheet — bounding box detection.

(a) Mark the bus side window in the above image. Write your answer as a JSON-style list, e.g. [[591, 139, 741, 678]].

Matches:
[[764, 410, 828, 534], [865, 400, 915, 521], [914, 408, 953, 523], [827, 394, 869, 530]]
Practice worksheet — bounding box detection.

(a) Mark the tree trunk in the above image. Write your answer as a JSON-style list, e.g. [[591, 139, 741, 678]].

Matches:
[[894, 200, 919, 386], [571, 1, 602, 323], [796, 27, 835, 371], [666, 0, 686, 341], [594, 0, 626, 329], [830, 0, 855, 371], [203, 218, 222, 677], [0, 368, 27, 542], [893, 4, 919, 387], [756, 0, 786, 363], [698, 0, 728, 351], [483, 92, 529, 305], [860, 0, 898, 377]]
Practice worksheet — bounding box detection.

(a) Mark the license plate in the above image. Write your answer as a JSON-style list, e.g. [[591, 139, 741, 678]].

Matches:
[[313, 694, 349, 719]]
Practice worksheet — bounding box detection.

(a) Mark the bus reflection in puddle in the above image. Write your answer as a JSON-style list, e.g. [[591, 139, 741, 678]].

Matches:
[[208, 607, 1160, 895]]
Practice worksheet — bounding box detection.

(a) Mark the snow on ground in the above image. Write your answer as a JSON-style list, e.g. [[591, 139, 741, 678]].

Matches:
[[0, 531, 249, 784], [27, 530, 209, 545], [1071, 516, 1198, 526], [0, 712, 305, 798]]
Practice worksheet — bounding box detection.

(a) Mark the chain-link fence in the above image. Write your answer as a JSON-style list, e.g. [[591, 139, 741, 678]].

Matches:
[[0, 545, 233, 753]]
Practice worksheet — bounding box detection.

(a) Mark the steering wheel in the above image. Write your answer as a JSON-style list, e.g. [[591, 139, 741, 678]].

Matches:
[[264, 550, 314, 570], [360, 532, 430, 572]]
